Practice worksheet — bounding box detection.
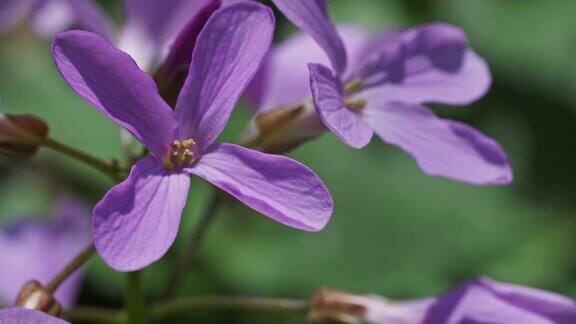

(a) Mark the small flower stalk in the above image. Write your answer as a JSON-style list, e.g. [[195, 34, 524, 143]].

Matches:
[[0, 113, 49, 159], [15, 281, 62, 317]]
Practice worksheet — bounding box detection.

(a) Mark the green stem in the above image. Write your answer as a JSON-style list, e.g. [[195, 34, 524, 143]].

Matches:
[[64, 295, 308, 322], [63, 307, 122, 324], [46, 244, 95, 293], [43, 137, 123, 181], [152, 296, 309, 320], [126, 271, 146, 324], [165, 192, 221, 298]]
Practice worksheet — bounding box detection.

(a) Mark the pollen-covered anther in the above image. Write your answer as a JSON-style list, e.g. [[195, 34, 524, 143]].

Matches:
[[345, 98, 367, 112], [165, 139, 197, 169], [344, 78, 363, 95]]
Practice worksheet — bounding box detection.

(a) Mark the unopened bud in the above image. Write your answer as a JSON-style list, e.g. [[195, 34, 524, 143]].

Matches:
[[242, 102, 325, 154], [15, 281, 62, 317], [0, 114, 49, 158], [309, 288, 396, 324]]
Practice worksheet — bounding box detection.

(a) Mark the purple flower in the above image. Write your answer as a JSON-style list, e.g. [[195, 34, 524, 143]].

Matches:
[[0, 307, 67, 324], [310, 278, 576, 323], [257, 0, 512, 185], [52, 2, 333, 272], [0, 0, 113, 38], [0, 197, 89, 308]]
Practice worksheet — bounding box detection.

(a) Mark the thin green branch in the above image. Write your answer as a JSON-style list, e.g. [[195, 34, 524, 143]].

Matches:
[[43, 137, 123, 181], [126, 271, 146, 324], [63, 307, 122, 324], [165, 192, 221, 298], [152, 296, 309, 320], [64, 295, 308, 322], [46, 244, 95, 293]]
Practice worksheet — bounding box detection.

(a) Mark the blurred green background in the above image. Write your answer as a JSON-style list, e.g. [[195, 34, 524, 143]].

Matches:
[[2, 0, 576, 322]]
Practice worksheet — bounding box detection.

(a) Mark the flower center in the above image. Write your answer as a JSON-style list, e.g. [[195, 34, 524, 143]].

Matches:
[[345, 98, 367, 112], [343, 79, 367, 112], [164, 139, 197, 170], [344, 78, 363, 95]]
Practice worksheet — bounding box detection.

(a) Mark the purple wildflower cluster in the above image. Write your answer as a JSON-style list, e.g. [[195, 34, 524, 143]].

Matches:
[[0, 0, 574, 323]]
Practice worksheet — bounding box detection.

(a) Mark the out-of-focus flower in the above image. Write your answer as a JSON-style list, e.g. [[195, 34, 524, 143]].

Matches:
[[1, 0, 224, 76], [0, 197, 89, 309], [0, 0, 113, 39], [0, 307, 67, 324], [0, 113, 48, 159], [52, 2, 333, 272], [248, 0, 512, 185], [309, 278, 576, 324]]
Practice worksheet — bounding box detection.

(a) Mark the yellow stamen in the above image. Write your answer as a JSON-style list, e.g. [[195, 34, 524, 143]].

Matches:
[[181, 139, 196, 148], [344, 79, 363, 95], [181, 149, 193, 165], [165, 138, 197, 169], [345, 98, 367, 111], [171, 140, 182, 151]]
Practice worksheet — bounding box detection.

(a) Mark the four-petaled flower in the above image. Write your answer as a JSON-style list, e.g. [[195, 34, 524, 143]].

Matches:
[[52, 2, 333, 272], [256, 0, 513, 185]]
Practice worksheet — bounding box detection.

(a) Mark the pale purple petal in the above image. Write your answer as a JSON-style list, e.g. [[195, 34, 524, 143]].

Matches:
[[52, 30, 177, 158], [426, 278, 576, 323], [175, 2, 274, 150], [0, 197, 89, 308], [119, 0, 207, 70], [189, 143, 333, 231], [158, 0, 222, 84], [251, 26, 368, 112], [93, 156, 190, 272], [271, 0, 346, 74], [362, 99, 512, 185], [30, 0, 114, 39], [353, 23, 491, 106], [309, 63, 373, 149], [0, 307, 67, 324]]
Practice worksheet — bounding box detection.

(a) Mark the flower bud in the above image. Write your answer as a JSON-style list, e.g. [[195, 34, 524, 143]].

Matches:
[[0, 114, 49, 158], [242, 102, 325, 154], [15, 281, 62, 317], [309, 288, 400, 324]]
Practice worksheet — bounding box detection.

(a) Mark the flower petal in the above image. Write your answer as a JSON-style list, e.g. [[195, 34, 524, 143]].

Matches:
[[0, 307, 67, 324], [175, 2, 274, 150], [189, 144, 333, 231], [271, 0, 346, 74], [119, 0, 207, 70], [158, 0, 222, 89], [354, 23, 491, 106], [52, 31, 177, 157], [426, 278, 576, 323], [309, 63, 373, 149], [251, 26, 368, 112], [31, 0, 114, 39], [362, 100, 512, 185], [93, 156, 190, 272]]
